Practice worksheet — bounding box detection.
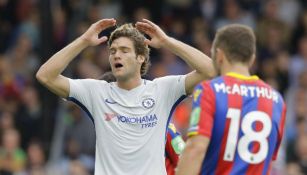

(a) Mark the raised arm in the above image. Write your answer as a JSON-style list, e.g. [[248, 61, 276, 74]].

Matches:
[[36, 19, 116, 98], [135, 19, 215, 94]]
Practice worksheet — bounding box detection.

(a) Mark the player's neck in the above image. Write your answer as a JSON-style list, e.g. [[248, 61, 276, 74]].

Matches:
[[221, 64, 250, 77], [116, 76, 142, 90]]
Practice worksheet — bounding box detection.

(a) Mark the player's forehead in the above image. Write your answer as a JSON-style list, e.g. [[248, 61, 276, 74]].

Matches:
[[109, 37, 135, 50]]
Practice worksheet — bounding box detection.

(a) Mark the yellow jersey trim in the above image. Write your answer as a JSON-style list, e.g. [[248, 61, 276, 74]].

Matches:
[[226, 72, 259, 80], [168, 123, 177, 133]]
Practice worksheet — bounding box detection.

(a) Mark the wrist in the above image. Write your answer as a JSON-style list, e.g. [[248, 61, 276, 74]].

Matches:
[[161, 36, 172, 48], [76, 36, 91, 49]]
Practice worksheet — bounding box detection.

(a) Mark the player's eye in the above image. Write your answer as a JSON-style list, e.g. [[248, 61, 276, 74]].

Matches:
[[110, 49, 116, 55], [122, 49, 129, 53]]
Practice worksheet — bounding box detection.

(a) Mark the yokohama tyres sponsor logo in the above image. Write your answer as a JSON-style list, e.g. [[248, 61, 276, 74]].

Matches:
[[104, 113, 158, 128]]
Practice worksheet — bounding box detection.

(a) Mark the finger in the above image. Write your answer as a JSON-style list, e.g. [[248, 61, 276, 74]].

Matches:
[[98, 36, 108, 44], [137, 26, 155, 39], [136, 22, 154, 30], [135, 23, 148, 32], [101, 20, 116, 29], [96, 19, 116, 30], [135, 24, 147, 32], [142, 19, 157, 28], [144, 39, 151, 46], [95, 18, 115, 26], [136, 23, 155, 36], [96, 18, 116, 24]]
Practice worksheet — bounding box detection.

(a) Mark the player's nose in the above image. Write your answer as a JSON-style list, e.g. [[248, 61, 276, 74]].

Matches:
[[113, 52, 122, 60]]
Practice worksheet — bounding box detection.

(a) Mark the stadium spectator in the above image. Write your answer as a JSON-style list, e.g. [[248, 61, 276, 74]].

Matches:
[[0, 129, 26, 174], [18, 141, 47, 175]]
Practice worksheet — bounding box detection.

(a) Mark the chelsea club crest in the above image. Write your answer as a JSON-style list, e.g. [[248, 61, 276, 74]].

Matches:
[[142, 98, 155, 109]]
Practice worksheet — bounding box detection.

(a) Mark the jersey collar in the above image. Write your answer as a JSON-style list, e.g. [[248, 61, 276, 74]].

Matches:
[[226, 72, 259, 80]]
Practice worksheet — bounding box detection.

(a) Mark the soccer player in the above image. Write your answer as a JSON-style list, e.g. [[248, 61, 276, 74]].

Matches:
[[99, 71, 185, 175], [99, 71, 185, 174], [36, 18, 214, 175], [176, 24, 286, 175]]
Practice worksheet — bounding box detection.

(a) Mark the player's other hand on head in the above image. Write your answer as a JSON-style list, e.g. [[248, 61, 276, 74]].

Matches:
[[80, 18, 116, 47], [135, 19, 169, 49]]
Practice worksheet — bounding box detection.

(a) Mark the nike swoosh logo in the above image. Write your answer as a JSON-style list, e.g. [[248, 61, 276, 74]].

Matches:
[[105, 99, 117, 104]]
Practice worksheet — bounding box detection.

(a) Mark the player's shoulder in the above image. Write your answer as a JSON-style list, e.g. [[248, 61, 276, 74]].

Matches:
[[192, 79, 217, 104], [70, 78, 109, 87], [195, 76, 223, 90], [152, 75, 185, 84], [70, 78, 107, 83], [257, 79, 286, 105]]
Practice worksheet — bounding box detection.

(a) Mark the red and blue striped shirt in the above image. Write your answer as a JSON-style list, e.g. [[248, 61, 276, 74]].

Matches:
[[188, 72, 286, 175]]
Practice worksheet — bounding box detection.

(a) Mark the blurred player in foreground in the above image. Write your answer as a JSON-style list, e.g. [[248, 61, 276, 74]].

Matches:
[[176, 24, 286, 175], [165, 123, 185, 175], [36, 18, 213, 175]]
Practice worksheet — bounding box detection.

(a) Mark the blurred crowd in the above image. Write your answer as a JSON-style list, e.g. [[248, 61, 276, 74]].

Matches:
[[0, 0, 306, 174]]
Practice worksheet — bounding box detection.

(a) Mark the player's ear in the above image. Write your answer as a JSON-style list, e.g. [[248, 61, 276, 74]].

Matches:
[[216, 48, 225, 64], [248, 54, 256, 67], [137, 55, 145, 64]]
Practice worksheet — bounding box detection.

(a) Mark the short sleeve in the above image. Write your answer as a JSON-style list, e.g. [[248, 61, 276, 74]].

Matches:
[[154, 75, 186, 105], [69, 79, 92, 105], [68, 78, 107, 121], [187, 82, 216, 138]]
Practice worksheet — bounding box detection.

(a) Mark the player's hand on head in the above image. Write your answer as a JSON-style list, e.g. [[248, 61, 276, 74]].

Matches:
[[80, 18, 116, 46], [135, 19, 169, 49]]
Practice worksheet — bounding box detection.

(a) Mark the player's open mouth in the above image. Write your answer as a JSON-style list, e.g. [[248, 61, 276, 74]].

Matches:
[[114, 63, 123, 69]]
